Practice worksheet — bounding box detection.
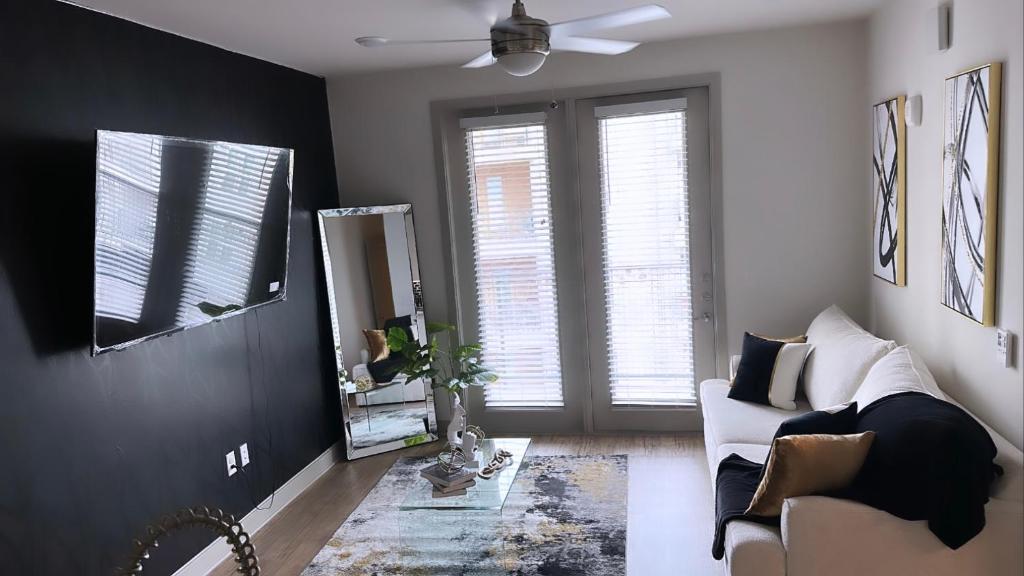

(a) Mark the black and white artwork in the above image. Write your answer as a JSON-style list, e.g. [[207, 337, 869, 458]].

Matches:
[[942, 63, 1002, 325], [872, 96, 905, 285]]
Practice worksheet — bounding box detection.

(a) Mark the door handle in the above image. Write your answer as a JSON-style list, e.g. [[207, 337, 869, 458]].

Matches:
[[693, 313, 712, 323]]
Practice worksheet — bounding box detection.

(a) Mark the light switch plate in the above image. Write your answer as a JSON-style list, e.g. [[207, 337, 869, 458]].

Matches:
[[996, 329, 1014, 368], [239, 443, 250, 467], [226, 451, 238, 476]]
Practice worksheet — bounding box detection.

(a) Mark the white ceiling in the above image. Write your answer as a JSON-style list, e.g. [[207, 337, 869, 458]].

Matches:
[[70, 0, 883, 77]]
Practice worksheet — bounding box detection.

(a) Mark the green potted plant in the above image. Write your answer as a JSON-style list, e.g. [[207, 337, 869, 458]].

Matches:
[[386, 322, 497, 420]]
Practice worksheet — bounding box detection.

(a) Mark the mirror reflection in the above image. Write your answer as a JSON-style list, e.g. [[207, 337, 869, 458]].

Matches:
[[319, 205, 436, 458]]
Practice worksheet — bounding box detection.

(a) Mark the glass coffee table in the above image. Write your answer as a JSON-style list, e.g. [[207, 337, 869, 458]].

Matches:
[[397, 438, 531, 570], [401, 437, 531, 510]]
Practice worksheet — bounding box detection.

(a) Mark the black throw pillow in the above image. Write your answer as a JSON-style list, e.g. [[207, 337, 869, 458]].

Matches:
[[844, 392, 1002, 549], [728, 333, 785, 405], [775, 401, 858, 438]]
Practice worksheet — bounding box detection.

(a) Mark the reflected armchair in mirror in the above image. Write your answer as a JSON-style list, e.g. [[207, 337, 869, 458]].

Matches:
[[317, 204, 438, 459]]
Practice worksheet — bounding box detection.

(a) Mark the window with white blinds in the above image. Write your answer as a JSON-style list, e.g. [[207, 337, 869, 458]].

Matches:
[[95, 132, 163, 323], [462, 114, 564, 408], [596, 99, 696, 406], [176, 143, 279, 324]]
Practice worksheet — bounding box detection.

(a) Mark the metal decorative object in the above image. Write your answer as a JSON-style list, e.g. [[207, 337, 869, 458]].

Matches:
[[118, 507, 259, 576], [437, 443, 468, 473], [465, 425, 486, 442]]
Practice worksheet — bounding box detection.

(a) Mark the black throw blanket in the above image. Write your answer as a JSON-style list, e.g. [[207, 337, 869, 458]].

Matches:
[[844, 392, 1002, 549], [713, 454, 776, 560]]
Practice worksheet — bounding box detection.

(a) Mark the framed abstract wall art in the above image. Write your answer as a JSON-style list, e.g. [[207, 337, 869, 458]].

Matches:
[[872, 95, 906, 285], [942, 63, 1002, 325]]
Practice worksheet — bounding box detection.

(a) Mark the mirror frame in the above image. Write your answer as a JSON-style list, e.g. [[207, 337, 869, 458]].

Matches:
[[317, 204, 438, 460]]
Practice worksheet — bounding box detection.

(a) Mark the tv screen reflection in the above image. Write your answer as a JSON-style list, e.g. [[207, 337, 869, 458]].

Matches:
[[93, 131, 293, 354]]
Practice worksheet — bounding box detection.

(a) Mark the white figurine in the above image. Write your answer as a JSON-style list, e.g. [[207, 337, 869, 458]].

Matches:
[[447, 393, 466, 447]]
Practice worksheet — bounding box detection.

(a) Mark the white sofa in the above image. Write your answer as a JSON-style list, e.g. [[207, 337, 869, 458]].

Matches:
[[701, 305, 1024, 576]]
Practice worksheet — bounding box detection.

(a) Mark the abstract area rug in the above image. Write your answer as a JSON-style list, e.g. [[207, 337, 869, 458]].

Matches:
[[303, 454, 628, 575]]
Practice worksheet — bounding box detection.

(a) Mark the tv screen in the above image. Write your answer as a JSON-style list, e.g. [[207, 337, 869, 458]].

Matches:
[[93, 131, 293, 354]]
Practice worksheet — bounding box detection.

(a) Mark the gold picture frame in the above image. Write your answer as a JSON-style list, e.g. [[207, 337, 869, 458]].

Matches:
[[872, 95, 906, 286], [941, 62, 1002, 325]]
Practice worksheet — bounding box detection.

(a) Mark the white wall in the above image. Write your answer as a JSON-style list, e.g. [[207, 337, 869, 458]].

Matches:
[[327, 19, 869, 399], [868, 0, 1023, 448]]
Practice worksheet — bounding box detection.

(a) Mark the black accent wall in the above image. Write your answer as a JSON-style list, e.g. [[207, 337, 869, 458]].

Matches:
[[0, 1, 341, 574]]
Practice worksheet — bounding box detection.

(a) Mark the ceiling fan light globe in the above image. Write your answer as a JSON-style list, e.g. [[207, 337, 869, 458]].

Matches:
[[497, 51, 546, 76]]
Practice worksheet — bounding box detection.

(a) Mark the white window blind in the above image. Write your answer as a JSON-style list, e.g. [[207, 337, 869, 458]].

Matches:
[[463, 117, 564, 408], [95, 132, 163, 323], [596, 100, 696, 406], [177, 143, 279, 323]]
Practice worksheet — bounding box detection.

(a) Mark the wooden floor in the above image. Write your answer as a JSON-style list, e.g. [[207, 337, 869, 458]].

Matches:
[[211, 435, 724, 576]]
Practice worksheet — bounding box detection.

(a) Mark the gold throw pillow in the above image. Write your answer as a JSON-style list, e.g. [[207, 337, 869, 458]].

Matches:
[[746, 431, 875, 517], [363, 329, 390, 362], [751, 333, 808, 344]]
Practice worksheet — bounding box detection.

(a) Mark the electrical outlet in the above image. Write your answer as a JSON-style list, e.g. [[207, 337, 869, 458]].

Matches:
[[239, 443, 250, 467], [996, 329, 1014, 368], [226, 450, 237, 476]]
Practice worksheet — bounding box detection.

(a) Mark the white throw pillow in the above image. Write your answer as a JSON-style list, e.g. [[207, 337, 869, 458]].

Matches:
[[802, 305, 896, 410], [769, 343, 812, 410], [852, 346, 946, 409]]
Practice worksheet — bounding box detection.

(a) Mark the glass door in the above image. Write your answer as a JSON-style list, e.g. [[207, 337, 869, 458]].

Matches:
[[575, 88, 715, 431]]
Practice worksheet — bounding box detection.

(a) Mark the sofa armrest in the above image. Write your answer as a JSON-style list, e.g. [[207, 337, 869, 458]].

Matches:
[[781, 496, 1023, 576]]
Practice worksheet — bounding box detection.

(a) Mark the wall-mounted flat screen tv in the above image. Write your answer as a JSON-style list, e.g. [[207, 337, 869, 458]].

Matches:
[[93, 131, 294, 355]]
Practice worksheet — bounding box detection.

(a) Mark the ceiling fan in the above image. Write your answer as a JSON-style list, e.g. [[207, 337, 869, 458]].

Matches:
[[355, 1, 671, 77]]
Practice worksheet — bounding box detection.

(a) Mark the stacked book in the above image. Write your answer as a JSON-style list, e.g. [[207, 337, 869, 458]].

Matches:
[[420, 463, 477, 498]]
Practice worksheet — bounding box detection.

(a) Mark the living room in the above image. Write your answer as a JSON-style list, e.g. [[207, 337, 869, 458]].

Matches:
[[0, 0, 1020, 574]]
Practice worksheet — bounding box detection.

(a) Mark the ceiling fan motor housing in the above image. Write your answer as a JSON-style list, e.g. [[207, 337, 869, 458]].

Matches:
[[490, 1, 551, 60]]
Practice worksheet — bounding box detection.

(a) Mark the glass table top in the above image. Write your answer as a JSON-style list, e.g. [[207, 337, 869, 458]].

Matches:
[[400, 437, 532, 511]]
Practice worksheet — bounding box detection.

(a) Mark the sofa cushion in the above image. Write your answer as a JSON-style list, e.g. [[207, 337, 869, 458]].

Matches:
[[781, 495, 1024, 576], [852, 346, 945, 408], [803, 305, 895, 410], [702, 380, 812, 448], [717, 443, 772, 467], [724, 519, 786, 576]]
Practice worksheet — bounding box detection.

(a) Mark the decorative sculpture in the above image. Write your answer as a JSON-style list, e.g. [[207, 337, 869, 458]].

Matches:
[[118, 506, 259, 576], [447, 392, 467, 447]]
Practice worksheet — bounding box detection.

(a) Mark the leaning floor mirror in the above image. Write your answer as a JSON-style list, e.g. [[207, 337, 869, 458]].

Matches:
[[317, 204, 438, 459]]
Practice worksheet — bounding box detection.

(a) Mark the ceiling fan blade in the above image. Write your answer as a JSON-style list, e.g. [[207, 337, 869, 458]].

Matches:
[[355, 36, 489, 47], [462, 51, 497, 68], [549, 4, 671, 39], [550, 36, 639, 55]]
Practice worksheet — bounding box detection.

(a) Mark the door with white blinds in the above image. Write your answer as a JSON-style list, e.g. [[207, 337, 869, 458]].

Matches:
[[577, 89, 715, 431], [462, 114, 564, 408], [443, 105, 588, 433], [440, 88, 714, 433]]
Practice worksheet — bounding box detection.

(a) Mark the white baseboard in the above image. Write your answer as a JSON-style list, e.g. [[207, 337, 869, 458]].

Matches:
[[172, 442, 343, 576]]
